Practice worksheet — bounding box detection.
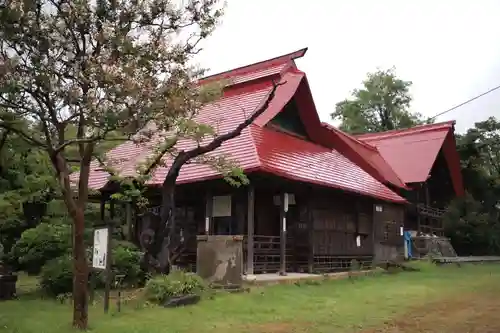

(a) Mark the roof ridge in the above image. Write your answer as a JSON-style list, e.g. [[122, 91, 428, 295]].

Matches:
[[356, 120, 455, 141], [248, 124, 264, 168], [199, 48, 308, 84], [321, 122, 378, 151]]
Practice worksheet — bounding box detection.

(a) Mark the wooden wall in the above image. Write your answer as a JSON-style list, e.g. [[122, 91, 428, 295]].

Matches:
[[134, 175, 406, 273]]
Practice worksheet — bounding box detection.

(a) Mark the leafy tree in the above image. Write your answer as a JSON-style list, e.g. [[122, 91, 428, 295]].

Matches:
[[444, 117, 500, 255], [0, 123, 57, 255], [0, 0, 224, 328], [332, 67, 429, 134]]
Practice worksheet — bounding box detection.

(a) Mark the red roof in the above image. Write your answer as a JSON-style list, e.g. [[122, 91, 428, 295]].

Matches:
[[321, 123, 407, 190], [356, 121, 464, 196], [77, 49, 407, 203]]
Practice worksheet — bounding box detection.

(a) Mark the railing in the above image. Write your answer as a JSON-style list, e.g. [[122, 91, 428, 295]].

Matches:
[[243, 235, 295, 274], [416, 204, 447, 218]]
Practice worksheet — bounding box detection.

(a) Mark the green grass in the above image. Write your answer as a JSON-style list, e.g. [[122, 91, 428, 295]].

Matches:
[[1, 263, 500, 333]]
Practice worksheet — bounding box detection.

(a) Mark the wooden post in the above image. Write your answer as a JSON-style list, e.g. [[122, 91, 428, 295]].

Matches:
[[205, 192, 212, 235], [125, 202, 133, 241], [246, 185, 255, 275], [104, 200, 114, 314], [279, 193, 287, 276], [307, 198, 314, 274]]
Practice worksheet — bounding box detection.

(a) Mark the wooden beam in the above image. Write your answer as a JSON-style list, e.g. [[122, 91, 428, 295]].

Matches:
[[246, 185, 255, 275], [279, 192, 287, 276]]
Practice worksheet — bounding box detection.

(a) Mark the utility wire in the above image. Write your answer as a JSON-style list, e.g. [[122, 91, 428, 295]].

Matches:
[[428, 83, 500, 121]]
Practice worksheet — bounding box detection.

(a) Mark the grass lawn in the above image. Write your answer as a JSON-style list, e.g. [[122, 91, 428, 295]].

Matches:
[[1, 262, 500, 333]]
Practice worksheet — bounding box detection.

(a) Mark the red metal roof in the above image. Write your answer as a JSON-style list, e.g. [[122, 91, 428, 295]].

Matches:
[[321, 123, 408, 189], [356, 121, 464, 195], [252, 125, 406, 203], [78, 49, 407, 203]]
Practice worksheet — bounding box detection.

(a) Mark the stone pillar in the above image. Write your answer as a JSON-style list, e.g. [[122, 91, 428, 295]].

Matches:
[[196, 235, 243, 288]]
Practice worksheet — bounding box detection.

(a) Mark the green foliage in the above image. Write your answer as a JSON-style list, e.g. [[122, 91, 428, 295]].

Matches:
[[10, 223, 71, 274], [145, 271, 207, 304], [332, 67, 430, 134], [94, 241, 144, 288], [446, 117, 500, 256], [444, 193, 500, 255], [40, 241, 144, 297], [0, 128, 58, 256], [110, 241, 143, 286], [39, 254, 73, 296]]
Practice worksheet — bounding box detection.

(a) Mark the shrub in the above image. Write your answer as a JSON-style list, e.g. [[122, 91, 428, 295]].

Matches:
[[10, 223, 71, 274], [40, 254, 73, 296], [39, 241, 143, 297], [95, 241, 144, 288], [145, 271, 207, 304]]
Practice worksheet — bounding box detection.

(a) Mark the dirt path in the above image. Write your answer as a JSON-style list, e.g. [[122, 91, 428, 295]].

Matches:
[[364, 291, 500, 333]]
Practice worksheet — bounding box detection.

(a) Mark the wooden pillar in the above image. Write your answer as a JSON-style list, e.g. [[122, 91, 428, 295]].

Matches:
[[99, 196, 106, 222], [125, 202, 133, 241], [205, 192, 212, 235], [307, 198, 314, 274], [279, 192, 287, 276], [246, 185, 255, 275]]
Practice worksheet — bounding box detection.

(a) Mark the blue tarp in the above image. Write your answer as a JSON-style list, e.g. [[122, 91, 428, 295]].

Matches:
[[404, 231, 412, 258]]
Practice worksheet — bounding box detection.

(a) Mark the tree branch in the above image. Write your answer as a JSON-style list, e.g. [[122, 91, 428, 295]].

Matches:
[[179, 80, 284, 167]]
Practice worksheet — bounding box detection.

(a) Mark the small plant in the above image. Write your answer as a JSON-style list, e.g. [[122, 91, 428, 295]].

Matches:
[[350, 259, 361, 271], [56, 292, 73, 304], [145, 271, 207, 304], [40, 254, 73, 296]]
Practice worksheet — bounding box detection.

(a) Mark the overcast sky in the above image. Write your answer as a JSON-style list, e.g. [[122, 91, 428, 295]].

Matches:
[[196, 0, 500, 133]]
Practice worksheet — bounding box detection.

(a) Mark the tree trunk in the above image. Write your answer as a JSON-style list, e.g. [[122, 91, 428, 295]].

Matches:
[[144, 174, 177, 274], [72, 207, 88, 329], [52, 152, 89, 330]]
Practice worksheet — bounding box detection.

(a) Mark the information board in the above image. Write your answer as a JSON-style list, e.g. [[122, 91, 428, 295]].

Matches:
[[92, 227, 109, 270]]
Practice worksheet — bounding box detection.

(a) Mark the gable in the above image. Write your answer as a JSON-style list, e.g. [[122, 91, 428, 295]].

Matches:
[[268, 98, 310, 139], [357, 121, 464, 197]]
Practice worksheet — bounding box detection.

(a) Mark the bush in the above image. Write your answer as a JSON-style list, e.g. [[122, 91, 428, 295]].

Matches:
[[40, 254, 73, 296], [10, 223, 71, 274], [145, 271, 206, 304], [95, 241, 144, 288], [39, 241, 143, 297]]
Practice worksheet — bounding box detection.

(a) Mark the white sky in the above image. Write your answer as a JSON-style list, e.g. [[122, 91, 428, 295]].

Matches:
[[196, 0, 500, 133]]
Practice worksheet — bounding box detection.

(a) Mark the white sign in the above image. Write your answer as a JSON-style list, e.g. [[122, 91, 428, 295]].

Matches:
[[205, 217, 210, 233], [282, 217, 287, 232], [356, 235, 361, 247], [92, 227, 109, 270], [375, 205, 383, 212], [212, 195, 232, 217], [400, 226, 404, 236], [283, 193, 289, 212]]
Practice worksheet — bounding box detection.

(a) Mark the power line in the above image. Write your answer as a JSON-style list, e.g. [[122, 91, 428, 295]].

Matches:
[[429, 83, 500, 121]]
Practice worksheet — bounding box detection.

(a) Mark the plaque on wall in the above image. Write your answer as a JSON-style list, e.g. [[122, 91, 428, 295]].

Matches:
[[212, 195, 232, 217]]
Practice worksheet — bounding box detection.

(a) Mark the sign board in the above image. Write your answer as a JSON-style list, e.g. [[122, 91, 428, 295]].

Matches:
[[283, 193, 289, 212], [356, 235, 361, 247], [92, 227, 109, 270], [212, 195, 231, 217], [375, 205, 383, 212]]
